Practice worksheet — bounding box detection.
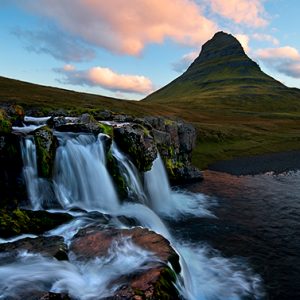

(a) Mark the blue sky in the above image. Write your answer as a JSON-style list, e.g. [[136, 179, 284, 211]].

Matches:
[[1, 0, 299, 100]]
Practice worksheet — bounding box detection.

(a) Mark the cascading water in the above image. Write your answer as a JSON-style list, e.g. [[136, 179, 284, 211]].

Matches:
[[53, 133, 119, 212], [111, 142, 147, 203], [5, 120, 264, 299], [144, 154, 215, 219]]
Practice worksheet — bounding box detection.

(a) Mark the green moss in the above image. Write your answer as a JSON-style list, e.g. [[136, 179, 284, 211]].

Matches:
[[153, 267, 179, 299], [0, 109, 11, 133], [106, 150, 127, 199], [0, 208, 73, 238], [98, 123, 113, 136], [34, 126, 57, 178]]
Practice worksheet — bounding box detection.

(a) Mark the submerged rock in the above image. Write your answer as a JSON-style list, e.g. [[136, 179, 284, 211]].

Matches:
[[70, 226, 181, 299]]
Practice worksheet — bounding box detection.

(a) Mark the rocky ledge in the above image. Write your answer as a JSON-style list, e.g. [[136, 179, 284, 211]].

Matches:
[[0, 226, 181, 300]]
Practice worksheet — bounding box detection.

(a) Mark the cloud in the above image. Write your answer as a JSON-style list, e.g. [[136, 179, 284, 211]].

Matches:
[[256, 46, 300, 78], [209, 0, 267, 27], [277, 62, 300, 78], [252, 33, 279, 46], [235, 34, 250, 54], [17, 0, 218, 56], [13, 27, 95, 62], [55, 66, 154, 94], [173, 51, 199, 73], [256, 46, 300, 61]]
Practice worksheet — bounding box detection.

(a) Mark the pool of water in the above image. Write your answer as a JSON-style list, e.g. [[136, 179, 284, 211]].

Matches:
[[169, 170, 300, 300]]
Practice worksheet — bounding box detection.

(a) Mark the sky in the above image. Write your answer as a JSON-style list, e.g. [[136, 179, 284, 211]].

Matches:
[[0, 0, 300, 100]]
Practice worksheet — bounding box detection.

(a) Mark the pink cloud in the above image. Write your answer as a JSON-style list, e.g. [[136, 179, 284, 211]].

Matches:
[[235, 34, 250, 54], [209, 0, 267, 27], [56, 66, 154, 95], [21, 0, 218, 55], [252, 33, 279, 46], [63, 64, 76, 71], [278, 62, 300, 78], [173, 51, 199, 72], [256, 46, 300, 78], [256, 46, 300, 61]]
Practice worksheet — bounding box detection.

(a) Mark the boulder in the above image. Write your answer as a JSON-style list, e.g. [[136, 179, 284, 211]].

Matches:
[[113, 124, 157, 172], [33, 126, 58, 178], [54, 114, 108, 136], [70, 227, 181, 299], [0, 209, 73, 238], [0, 132, 25, 208], [0, 235, 68, 260]]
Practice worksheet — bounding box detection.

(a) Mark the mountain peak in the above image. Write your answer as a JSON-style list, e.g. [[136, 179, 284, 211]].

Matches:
[[145, 31, 289, 103], [188, 31, 247, 71]]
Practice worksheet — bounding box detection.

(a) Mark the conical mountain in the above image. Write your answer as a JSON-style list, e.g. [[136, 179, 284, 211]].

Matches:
[[144, 32, 300, 110]]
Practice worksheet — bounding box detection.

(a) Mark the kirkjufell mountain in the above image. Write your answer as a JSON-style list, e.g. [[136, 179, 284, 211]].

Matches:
[[145, 31, 300, 108]]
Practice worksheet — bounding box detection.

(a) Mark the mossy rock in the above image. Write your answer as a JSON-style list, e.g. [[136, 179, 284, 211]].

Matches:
[[0, 109, 12, 134], [106, 150, 128, 199], [98, 122, 113, 137], [0, 208, 73, 238], [114, 124, 157, 172], [34, 126, 58, 178]]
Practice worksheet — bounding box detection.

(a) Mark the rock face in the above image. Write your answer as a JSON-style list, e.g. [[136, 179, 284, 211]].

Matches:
[[0, 209, 73, 238], [34, 126, 58, 178], [70, 226, 181, 299], [114, 123, 158, 172], [0, 109, 24, 208], [144, 116, 203, 183], [0, 235, 68, 260]]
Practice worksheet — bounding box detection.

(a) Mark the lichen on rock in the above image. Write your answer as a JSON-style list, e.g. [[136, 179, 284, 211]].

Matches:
[[34, 126, 58, 178]]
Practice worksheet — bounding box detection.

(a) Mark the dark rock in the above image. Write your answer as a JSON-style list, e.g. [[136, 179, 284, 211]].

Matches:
[[0, 132, 25, 208], [0, 235, 68, 260], [33, 126, 58, 178], [70, 226, 180, 300], [171, 165, 203, 184], [38, 292, 70, 300], [114, 124, 157, 172], [0, 209, 73, 238]]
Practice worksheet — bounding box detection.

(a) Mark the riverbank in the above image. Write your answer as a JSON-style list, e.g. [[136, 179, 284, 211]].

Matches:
[[207, 150, 300, 175]]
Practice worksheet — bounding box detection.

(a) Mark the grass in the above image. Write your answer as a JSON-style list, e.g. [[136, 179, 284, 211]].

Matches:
[[1, 75, 300, 170]]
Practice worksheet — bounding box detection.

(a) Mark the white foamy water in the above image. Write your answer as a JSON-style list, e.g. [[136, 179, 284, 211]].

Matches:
[[13, 124, 264, 299], [53, 133, 119, 212], [145, 155, 216, 219], [0, 239, 159, 300]]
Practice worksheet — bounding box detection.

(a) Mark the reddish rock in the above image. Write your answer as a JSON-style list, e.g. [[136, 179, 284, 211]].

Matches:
[[70, 226, 181, 300]]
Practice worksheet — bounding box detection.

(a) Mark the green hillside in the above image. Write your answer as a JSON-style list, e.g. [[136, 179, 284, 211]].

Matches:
[[1, 32, 300, 169], [145, 32, 300, 113]]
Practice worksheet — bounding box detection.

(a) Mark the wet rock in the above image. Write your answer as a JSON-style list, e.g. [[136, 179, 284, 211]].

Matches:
[[113, 124, 157, 172], [0, 236, 68, 260], [38, 292, 70, 300], [34, 126, 58, 178], [1, 104, 25, 127], [55, 114, 103, 135], [144, 116, 202, 184], [0, 209, 73, 238], [0, 132, 24, 208], [70, 226, 180, 300], [0, 108, 12, 133]]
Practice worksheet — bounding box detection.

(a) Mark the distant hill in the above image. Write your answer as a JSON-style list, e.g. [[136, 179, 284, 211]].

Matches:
[[1, 32, 300, 168], [145, 31, 300, 112]]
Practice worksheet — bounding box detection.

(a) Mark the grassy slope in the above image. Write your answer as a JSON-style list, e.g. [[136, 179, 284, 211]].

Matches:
[[1, 74, 300, 170], [143, 32, 300, 168]]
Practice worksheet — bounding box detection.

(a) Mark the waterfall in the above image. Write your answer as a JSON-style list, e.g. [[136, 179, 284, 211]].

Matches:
[[144, 155, 215, 219], [111, 142, 147, 203], [53, 133, 119, 212], [14, 121, 264, 300]]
